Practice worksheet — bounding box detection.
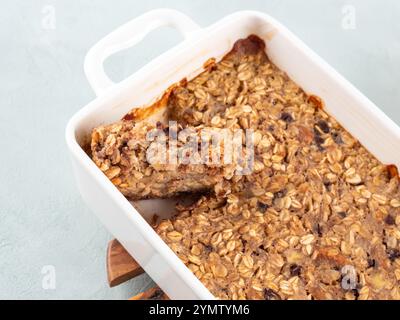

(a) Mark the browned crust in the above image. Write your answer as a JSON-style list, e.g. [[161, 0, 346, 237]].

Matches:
[[387, 164, 400, 179], [307, 95, 324, 109], [315, 247, 349, 267], [203, 57, 217, 72], [122, 84, 174, 122], [121, 35, 269, 124], [227, 34, 266, 57]]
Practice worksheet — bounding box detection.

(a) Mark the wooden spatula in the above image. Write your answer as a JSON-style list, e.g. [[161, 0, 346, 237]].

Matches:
[[107, 239, 168, 299], [107, 239, 145, 287], [129, 287, 169, 300]]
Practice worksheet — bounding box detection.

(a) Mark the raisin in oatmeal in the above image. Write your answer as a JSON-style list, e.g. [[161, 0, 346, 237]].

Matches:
[[91, 35, 400, 300]]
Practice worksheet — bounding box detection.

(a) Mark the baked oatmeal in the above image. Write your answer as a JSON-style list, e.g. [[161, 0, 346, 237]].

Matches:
[[91, 35, 400, 300], [91, 119, 253, 199]]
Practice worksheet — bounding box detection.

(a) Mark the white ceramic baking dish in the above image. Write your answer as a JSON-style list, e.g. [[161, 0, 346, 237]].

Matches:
[[66, 9, 400, 300]]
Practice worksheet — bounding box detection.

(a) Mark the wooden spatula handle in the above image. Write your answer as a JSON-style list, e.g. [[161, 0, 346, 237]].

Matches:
[[129, 286, 169, 300], [106, 239, 144, 287]]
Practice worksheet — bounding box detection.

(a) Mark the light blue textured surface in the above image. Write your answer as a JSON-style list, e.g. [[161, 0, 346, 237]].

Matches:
[[0, 0, 399, 299]]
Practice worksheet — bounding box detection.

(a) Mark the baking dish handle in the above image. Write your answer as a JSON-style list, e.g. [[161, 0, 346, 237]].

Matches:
[[84, 9, 201, 97]]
